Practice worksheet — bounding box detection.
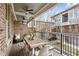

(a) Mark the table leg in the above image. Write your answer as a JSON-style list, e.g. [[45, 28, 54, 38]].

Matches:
[[32, 48, 35, 56]]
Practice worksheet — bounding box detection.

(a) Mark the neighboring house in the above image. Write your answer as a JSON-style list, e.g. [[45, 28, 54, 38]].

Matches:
[[51, 4, 79, 55]]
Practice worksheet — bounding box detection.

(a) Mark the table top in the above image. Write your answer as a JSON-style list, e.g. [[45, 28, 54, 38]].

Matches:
[[24, 37, 48, 48]]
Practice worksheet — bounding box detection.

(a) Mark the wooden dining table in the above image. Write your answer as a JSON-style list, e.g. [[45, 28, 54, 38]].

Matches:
[[24, 37, 48, 56]]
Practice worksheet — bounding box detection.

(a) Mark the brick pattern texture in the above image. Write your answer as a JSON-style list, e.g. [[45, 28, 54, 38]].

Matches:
[[0, 4, 7, 55], [0, 4, 14, 56]]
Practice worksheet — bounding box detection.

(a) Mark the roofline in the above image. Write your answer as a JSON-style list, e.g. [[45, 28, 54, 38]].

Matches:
[[51, 4, 79, 18]]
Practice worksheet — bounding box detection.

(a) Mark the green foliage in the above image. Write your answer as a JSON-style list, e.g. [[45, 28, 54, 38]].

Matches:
[[75, 51, 79, 56]]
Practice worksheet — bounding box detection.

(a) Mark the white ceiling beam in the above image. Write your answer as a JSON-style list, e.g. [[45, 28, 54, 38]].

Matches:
[[11, 3, 17, 21], [34, 3, 57, 17], [15, 11, 26, 17]]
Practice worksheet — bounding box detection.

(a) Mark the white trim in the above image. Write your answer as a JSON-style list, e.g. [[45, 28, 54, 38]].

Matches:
[[11, 3, 17, 21]]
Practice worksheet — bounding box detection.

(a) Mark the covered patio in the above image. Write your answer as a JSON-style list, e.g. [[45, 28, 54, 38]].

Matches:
[[0, 3, 79, 56]]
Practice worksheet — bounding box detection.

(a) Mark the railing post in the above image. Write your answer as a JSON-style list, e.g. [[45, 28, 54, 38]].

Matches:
[[61, 33, 63, 55]]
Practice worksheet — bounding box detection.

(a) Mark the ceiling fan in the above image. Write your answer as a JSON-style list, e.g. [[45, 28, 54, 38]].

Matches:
[[22, 6, 34, 15], [22, 6, 34, 24]]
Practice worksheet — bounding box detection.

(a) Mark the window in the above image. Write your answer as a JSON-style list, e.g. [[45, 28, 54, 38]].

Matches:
[[62, 13, 68, 22], [68, 9, 74, 19], [75, 7, 79, 18]]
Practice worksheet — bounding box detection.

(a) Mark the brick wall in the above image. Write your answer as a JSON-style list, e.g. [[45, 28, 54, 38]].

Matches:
[[14, 21, 35, 37], [14, 21, 28, 37], [0, 3, 7, 55], [0, 4, 14, 56]]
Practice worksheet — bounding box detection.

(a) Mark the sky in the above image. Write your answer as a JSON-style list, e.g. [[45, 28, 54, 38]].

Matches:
[[52, 3, 72, 15]]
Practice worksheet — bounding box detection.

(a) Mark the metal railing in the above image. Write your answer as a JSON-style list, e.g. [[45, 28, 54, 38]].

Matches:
[[35, 31, 79, 56], [61, 33, 79, 56]]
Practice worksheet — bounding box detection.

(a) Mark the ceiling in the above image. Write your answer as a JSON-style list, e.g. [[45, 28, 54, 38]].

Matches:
[[13, 3, 56, 23], [14, 3, 47, 14]]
